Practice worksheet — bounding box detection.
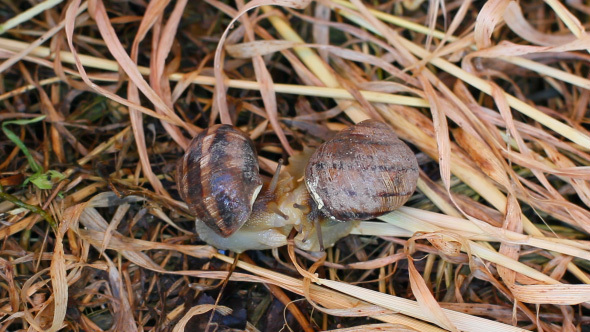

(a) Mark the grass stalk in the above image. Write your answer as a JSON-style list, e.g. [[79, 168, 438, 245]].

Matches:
[[0, 0, 64, 35], [0, 37, 428, 108]]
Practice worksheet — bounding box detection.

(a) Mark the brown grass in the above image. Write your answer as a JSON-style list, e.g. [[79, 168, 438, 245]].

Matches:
[[1, 0, 590, 330]]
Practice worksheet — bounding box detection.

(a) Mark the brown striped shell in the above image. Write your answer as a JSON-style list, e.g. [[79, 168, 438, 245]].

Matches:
[[304, 120, 419, 221], [176, 124, 263, 237]]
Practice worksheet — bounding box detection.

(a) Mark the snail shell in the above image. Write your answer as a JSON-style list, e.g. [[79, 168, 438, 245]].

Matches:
[[305, 119, 419, 221], [176, 124, 263, 237]]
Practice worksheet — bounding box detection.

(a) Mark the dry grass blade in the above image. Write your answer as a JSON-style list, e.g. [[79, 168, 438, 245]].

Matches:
[[398, 36, 590, 149], [0, 3, 88, 75], [47, 221, 67, 332], [407, 252, 457, 331], [332, 1, 590, 148], [213, 253, 449, 331], [105, 256, 138, 331], [325, 323, 422, 332], [83, 0, 185, 126], [544, 0, 586, 38], [317, 279, 527, 332], [503, 2, 575, 46], [237, 0, 294, 154], [0, 0, 64, 34], [172, 305, 232, 332], [473, 0, 510, 49], [0, 36, 429, 107], [211, 0, 312, 124]]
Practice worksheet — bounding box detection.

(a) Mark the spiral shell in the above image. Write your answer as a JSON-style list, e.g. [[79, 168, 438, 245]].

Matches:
[[305, 119, 419, 221], [176, 124, 263, 237]]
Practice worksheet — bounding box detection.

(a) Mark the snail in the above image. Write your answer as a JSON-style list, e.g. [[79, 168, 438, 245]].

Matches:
[[305, 120, 419, 221], [175, 124, 263, 237], [176, 120, 419, 252]]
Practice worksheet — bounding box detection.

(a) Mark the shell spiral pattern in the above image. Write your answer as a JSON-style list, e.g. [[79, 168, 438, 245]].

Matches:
[[176, 124, 263, 237], [305, 119, 419, 221]]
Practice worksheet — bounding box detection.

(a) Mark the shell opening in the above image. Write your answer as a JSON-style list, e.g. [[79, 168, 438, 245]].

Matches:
[[250, 184, 263, 207]]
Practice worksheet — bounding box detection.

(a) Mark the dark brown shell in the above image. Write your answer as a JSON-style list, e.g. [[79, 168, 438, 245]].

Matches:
[[176, 124, 263, 237], [305, 119, 419, 221]]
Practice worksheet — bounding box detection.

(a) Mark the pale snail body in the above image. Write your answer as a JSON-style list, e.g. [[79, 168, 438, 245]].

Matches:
[[177, 120, 418, 252], [194, 149, 357, 252]]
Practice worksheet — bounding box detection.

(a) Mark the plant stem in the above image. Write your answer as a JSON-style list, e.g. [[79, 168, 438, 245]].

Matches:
[[0, 184, 56, 229], [0, 0, 64, 35]]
